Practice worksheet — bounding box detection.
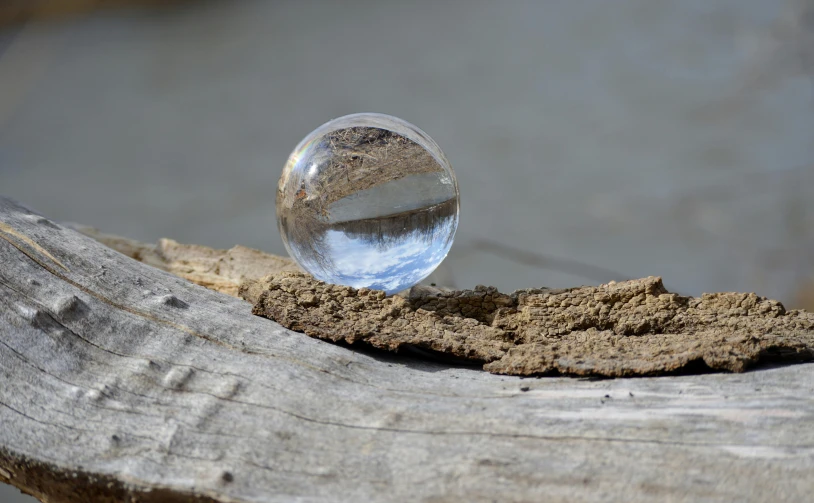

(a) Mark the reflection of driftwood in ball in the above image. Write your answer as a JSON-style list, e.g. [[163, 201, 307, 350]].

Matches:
[[317, 127, 444, 205], [4, 196, 814, 502], [278, 127, 445, 213], [277, 125, 457, 287]]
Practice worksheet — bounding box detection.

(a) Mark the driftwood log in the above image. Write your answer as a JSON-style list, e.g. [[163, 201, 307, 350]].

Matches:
[[2, 196, 814, 502]]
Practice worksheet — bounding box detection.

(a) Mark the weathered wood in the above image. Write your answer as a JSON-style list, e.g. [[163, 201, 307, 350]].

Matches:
[[69, 224, 298, 297], [2, 196, 814, 502]]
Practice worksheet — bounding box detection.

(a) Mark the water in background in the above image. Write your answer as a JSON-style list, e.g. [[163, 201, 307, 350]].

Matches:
[[0, 0, 812, 500], [1, 0, 812, 303]]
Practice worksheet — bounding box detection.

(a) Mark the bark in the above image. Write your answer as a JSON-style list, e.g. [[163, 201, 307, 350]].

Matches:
[[247, 271, 814, 377]]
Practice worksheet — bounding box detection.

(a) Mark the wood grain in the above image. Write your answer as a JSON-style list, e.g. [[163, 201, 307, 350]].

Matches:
[[2, 196, 814, 502]]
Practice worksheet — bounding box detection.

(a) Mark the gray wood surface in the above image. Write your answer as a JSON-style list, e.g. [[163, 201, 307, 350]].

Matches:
[[1, 196, 813, 502]]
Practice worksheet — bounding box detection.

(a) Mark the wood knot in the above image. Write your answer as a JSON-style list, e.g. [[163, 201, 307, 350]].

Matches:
[[23, 213, 60, 229], [83, 389, 104, 402], [52, 294, 86, 318], [18, 305, 50, 326], [163, 367, 194, 390], [157, 294, 188, 309], [213, 378, 241, 399]]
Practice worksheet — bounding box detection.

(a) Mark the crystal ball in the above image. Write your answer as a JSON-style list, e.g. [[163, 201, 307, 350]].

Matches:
[[276, 113, 460, 294]]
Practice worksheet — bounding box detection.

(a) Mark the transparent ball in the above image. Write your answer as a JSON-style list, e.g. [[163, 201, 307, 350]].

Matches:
[[277, 113, 460, 294]]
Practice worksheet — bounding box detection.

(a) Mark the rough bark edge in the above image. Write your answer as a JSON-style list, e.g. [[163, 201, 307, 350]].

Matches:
[[247, 271, 814, 378]]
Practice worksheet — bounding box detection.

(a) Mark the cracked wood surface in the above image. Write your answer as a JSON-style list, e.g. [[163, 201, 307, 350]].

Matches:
[[2, 196, 814, 502]]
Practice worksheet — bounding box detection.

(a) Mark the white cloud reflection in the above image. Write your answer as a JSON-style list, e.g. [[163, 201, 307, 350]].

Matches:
[[323, 228, 449, 293]]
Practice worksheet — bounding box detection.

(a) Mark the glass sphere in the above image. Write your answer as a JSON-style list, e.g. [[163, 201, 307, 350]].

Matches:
[[276, 113, 459, 294]]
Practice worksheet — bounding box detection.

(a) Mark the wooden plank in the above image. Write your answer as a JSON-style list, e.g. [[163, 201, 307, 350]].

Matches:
[[1, 196, 813, 502]]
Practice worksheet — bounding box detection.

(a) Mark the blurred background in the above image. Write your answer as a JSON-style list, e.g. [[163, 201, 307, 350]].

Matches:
[[0, 0, 812, 498]]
